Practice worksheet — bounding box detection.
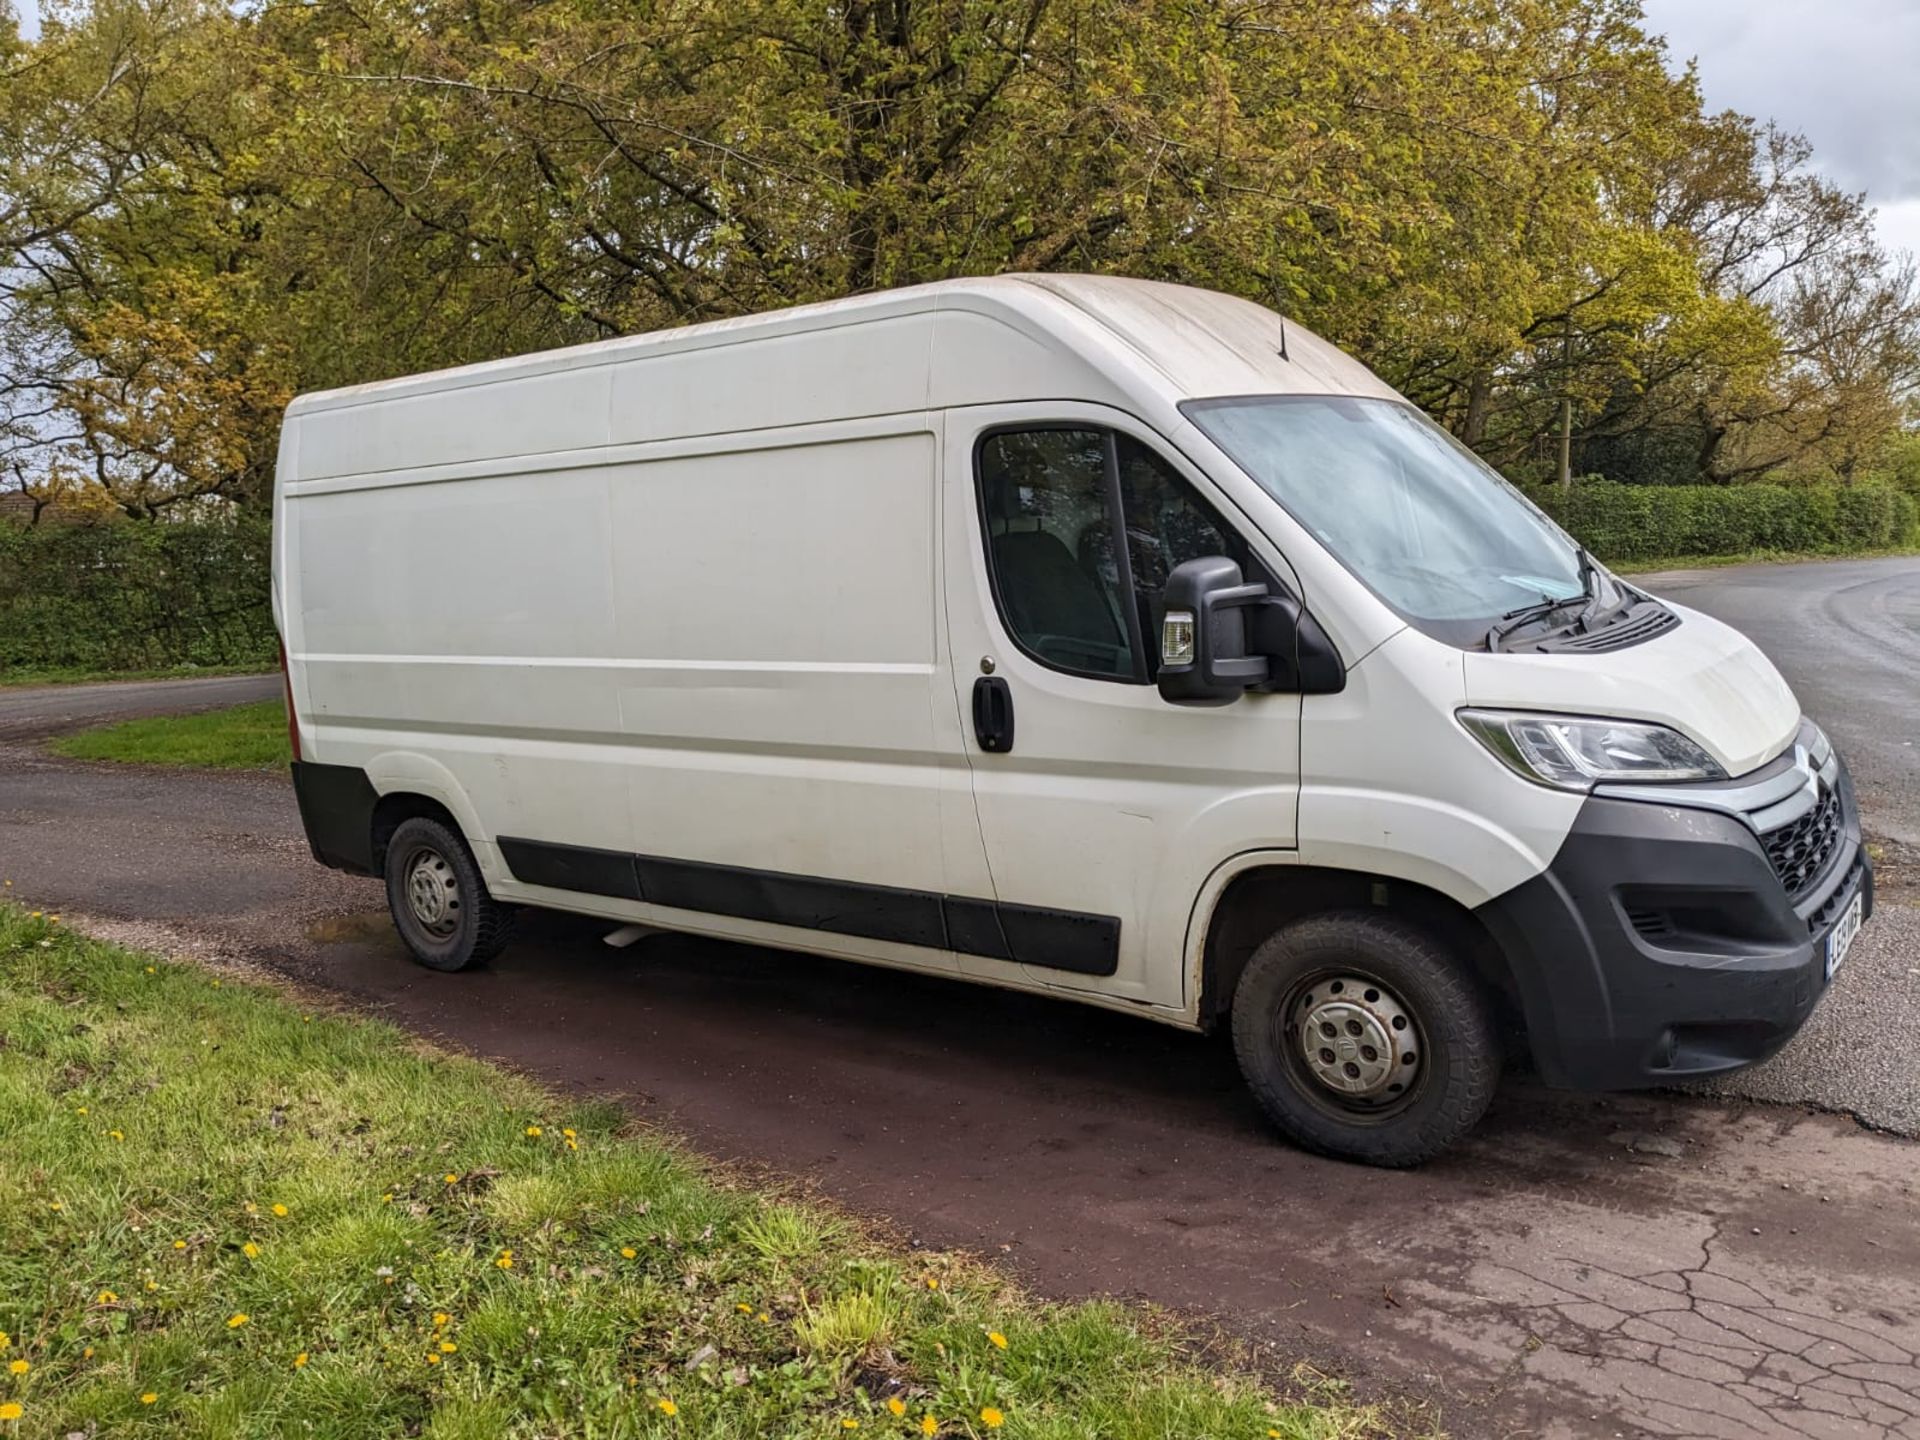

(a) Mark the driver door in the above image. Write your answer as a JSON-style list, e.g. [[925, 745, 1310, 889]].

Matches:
[[940, 403, 1305, 1011]]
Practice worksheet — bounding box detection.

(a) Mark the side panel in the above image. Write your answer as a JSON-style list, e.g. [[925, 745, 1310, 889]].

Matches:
[[605, 431, 960, 919], [287, 420, 974, 975]]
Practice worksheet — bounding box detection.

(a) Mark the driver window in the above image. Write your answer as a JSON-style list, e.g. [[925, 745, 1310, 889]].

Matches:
[[977, 427, 1260, 682], [977, 429, 1134, 679]]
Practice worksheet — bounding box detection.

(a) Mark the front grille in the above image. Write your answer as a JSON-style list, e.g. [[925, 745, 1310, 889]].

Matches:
[[1804, 855, 1865, 934], [1761, 785, 1843, 902]]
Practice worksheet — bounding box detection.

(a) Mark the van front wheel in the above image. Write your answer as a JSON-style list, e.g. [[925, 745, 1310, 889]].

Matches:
[[1231, 912, 1498, 1167], [383, 816, 516, 972]]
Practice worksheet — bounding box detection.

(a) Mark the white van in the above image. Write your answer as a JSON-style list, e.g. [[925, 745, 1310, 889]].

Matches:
[[274, 275, 1871, 1165]]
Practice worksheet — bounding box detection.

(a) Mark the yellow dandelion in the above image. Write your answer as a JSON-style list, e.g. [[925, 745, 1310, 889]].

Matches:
[[140, 1393, 158, 1405], [525, 1126, 542, 1137], [173, 1240, 186, 1250], [756, 1311, 770, 1324], [82, 1348, 92, 1360], [439, 1341, 457, 1354], [433, 1313, 450, 1327], [48, 915, 59, 925], [28, 911, 39, 918], [272, 1204, 288, 1217], [211, 980, 221, 988], [444, 1173, 459, 1185], [920, 1416, 938, 1436], [0, 1335, 6, 1351], [988, 1331, 1007, 1350], [145, 966, 155, 974], [843, 1421, 859, 1431], [425, 1353, 441, 1366], [108, 1130, 124, 1142], [242, 1242, 260, 1259], [294, 1353, 309, 1368], [144, 1281, 158, 1292], [980, 1408, 1004, 1430], [75, 1106, 87, 1115], [735, 1302, 752, 1314], [1267, 1431, 1282, 1439], [227, 1313, 249, 1329], [925, 1278, 938, 1290], [621, 1246, 637, 1260], [496, 1255, 513, 1269], [887, 1398, 907, 1417], [96, 1290, 118, 1305], [657, 1398, 678, 1416], [561, 1128, 576, 1139], [565, 1139, 578, 1151], [7, 1360, 27, 1375], [382, 1194, 394, 1204], [0, 1402, 19, 1421], [46, 1203, 60, 1212]]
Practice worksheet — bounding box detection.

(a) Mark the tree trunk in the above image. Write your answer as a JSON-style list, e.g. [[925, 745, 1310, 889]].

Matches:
[[1461, 368, 1493, 450]]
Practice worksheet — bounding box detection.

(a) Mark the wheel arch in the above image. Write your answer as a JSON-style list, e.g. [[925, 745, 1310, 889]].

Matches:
[[1192, 859, 1527, 1054]]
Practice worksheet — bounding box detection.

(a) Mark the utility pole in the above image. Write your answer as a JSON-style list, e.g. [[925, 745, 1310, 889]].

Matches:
[[1558, 314, 1574, 491]]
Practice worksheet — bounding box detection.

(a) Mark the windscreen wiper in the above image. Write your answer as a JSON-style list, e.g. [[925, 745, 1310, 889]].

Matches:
[[1486, 547, 1605, 652]]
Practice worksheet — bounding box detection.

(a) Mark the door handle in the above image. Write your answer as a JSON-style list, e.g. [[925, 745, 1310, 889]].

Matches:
[[972, 676, 1015, 753]]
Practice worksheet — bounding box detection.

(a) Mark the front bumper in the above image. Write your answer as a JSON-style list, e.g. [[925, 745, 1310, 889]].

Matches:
[[1475, 738, 1871, 1091]]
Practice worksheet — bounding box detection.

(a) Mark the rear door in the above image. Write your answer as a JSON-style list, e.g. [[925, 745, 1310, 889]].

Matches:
[[940, 403, 1304, 1010]]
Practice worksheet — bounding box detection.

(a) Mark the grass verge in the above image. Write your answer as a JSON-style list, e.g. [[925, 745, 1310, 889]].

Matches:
[[0, 906, 1396, 1439], [49, 701, 290, 771], [0, 664, 275, 690]]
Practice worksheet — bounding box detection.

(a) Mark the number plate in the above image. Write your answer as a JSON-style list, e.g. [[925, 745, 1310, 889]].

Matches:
[[1825, 890, 1864, 981]]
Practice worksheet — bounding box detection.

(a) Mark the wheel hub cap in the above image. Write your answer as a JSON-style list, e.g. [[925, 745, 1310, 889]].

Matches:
[[1293, 975, 1420, 1101], [405, 850, 460, 937]]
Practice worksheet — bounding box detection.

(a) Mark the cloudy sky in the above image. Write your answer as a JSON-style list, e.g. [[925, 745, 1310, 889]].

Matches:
[[1640, 0, 1920, 261]]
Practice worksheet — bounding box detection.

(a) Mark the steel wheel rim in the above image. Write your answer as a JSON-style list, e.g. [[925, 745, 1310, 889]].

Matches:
[[403, 846, 462, 938], [1278, 971, 1426, 1121]]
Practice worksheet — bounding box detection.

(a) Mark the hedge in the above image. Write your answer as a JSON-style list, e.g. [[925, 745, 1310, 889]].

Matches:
[[1532, 479, 1920, 565], [0, 517, 277, 674]]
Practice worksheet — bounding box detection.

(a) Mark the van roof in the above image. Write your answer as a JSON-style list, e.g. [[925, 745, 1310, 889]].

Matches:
[[285, 273, 1395, 419]]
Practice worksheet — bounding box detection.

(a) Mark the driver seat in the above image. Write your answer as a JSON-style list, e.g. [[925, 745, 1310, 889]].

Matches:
[[991, 529, 1128, 667]]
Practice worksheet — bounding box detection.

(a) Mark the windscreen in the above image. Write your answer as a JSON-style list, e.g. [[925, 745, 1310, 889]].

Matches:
[[1185, 395, 1585, 645]]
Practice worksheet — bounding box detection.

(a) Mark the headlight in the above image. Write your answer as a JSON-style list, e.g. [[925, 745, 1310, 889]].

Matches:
[[1458, 710, 1728, 791]]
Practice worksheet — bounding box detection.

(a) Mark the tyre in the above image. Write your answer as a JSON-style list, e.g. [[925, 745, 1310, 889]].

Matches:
[[1230, 910, 1498, 1167], [383, 815, 516, 972]]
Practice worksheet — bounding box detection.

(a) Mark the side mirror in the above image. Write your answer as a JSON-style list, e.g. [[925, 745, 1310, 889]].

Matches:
[[1157, 557, 1346, 705]]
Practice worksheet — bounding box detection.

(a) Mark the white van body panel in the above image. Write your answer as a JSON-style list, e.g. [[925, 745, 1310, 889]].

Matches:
[[1301, 627, 1586, 908], [1461, 603, 1800, 778]]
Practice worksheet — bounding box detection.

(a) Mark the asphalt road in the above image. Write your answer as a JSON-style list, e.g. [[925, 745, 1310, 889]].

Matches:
[[3, 563, 1919, 1439]]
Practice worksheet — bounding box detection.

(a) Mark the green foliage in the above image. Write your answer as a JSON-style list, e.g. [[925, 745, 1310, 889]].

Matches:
[[3, 0, 1916, 520], [0, 518, 275, 674], [1536, 479, 1920, 564], [50, 699, 291, 769], [0, 907, 1398, 1437]]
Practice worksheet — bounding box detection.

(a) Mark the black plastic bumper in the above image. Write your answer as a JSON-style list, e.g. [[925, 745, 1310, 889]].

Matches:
[[1475, 763, 1871, 1091], [290, 760, 380, 875]]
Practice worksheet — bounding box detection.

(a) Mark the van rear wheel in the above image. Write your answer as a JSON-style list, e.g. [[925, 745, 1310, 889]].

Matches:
[[383, 816, 515, 972], [1231, 911, 1498, 1167]]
